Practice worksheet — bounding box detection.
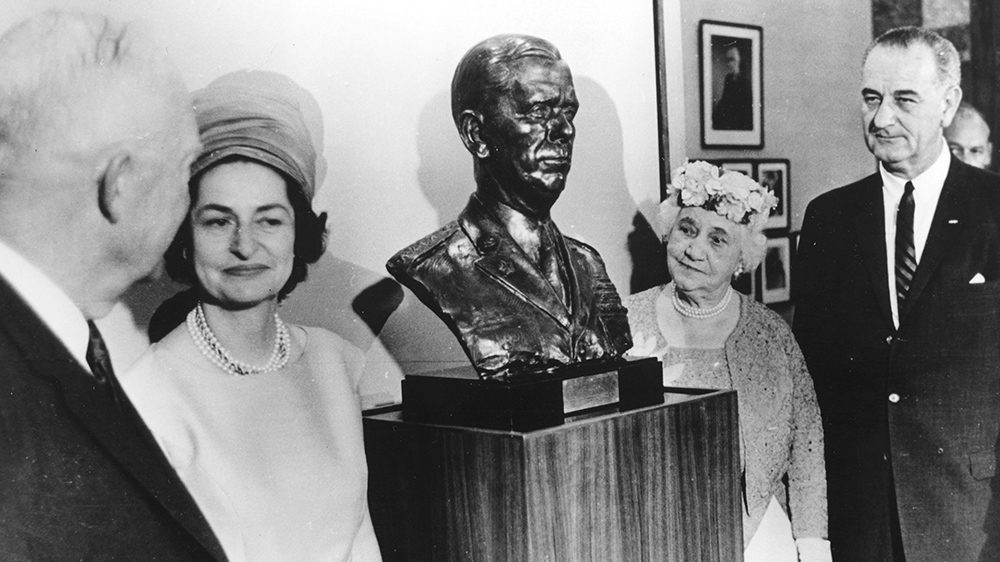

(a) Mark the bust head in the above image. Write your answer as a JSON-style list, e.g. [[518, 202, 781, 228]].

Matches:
[[451, 34, 579, 220]]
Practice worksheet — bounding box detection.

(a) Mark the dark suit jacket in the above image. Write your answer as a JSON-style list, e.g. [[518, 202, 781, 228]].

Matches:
[[386, 194, 632, 375], [0, 278, 226, 560], [713, 72, 752, 131], [793, 157, 1000, 562]]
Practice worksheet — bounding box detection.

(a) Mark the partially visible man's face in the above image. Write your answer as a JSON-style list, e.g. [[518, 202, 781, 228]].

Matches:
[[480, 56, 578, 218], [861, 44, 961, 179], [725, 47, 741, 75], [945, 115, 992, 169]]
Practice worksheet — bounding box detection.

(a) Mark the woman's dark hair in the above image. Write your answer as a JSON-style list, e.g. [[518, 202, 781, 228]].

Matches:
[[163, 156, 328, 302]]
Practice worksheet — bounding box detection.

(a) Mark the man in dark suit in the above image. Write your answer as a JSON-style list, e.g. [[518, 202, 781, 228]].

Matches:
[[794, 27, 1000, 562], [387, 34, 631, 378], [0, 12, 225, 560]]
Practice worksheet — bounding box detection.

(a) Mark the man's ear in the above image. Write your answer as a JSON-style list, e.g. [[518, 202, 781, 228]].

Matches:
[[458, 110, 489, 159], [95, 151, 132, 224], [941, 85, 963, 128]]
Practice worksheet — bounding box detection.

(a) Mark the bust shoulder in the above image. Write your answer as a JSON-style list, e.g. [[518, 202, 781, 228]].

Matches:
[[385, 220, 462, 277], [563, 234, 601, 258]]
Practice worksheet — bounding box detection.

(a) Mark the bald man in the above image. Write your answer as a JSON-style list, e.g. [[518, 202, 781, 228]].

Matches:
[[0, 11, 224, 560], [945, 102, 993, 170]]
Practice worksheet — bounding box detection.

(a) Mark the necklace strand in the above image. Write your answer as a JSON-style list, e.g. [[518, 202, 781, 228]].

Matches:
[[187, 302, 289, 376], [671, 283, 734, 319]]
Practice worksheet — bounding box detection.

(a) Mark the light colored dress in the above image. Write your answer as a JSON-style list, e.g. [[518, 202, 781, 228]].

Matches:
[[121, 324, 382, 562], [625, 285, 828, 561]]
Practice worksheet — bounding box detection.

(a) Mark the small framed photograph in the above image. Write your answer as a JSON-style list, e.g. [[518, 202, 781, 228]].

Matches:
[[762, 236, 791, 304], [756, 159, 789, 230], [715, 160, 754, 177], [699, 20, 763, 148]]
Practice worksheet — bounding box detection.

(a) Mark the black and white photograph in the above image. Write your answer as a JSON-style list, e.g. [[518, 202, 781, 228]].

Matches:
[[3, 1, 999, 561], [717, 160, 754, 177], [757, 159, 790, 230], [699, 20, 763, 148], [761, 235, 791, 304]]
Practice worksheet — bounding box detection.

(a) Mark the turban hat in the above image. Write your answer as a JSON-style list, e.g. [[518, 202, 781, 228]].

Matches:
[[191, 70, 326, 201]]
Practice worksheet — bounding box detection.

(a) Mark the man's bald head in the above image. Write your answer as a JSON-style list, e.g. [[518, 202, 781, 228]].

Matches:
[[0, 11, 193, 180], [0, 11, 199, 318], [945, 102, 993, 169]]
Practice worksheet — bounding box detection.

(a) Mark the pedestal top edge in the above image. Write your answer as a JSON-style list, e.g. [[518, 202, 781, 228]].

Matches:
[[362, 388, 737, 436]]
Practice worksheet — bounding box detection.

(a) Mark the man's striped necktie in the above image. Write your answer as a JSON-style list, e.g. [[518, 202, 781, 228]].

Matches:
[[895, 181, 916, 310]]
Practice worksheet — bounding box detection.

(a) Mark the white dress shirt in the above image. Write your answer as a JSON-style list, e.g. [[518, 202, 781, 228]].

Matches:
[[0, 238, 89, 370], [880, 142, 951, 328]]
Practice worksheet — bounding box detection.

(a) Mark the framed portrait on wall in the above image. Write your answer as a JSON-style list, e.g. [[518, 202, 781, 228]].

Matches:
[[699, 20, 763, 149], [716, 160, 754, 177], [756, 159, 789, 230], [761, 236, 791, 304]]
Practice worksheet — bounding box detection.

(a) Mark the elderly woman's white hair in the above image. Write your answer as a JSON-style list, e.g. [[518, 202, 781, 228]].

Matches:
[[658, 161, 776, 274]]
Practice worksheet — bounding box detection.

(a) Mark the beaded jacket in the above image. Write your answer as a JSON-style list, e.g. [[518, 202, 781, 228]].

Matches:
[[624, 286, 827, 545]]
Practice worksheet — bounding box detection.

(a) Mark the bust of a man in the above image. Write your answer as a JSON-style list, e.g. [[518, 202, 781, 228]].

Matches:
[[387, 34, 632, 379]]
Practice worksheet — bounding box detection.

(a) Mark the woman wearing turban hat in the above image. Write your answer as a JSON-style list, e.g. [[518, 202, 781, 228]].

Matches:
[[121, 70, 382, 561]]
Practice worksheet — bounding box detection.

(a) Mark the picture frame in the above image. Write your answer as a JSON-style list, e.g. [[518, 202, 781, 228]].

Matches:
[[732, 266, 755, 298], [715, 160, 754, 177], [699, 20, 763, 148], [756, 159, 790, 230], [761, 236, 792, 304]]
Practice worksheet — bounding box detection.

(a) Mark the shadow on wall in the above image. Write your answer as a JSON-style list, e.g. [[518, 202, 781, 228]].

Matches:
[[629, 206, 669, 294], [556, 76, 667, 296], [417, 89, 472, 228]]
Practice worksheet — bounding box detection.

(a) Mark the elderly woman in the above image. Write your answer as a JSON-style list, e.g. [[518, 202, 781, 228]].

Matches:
[[625, 161, 829, 562], [121, 71, 381, 561]]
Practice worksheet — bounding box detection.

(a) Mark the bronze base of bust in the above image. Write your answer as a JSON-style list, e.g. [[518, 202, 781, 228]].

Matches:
[[402, 357, 663, 431]]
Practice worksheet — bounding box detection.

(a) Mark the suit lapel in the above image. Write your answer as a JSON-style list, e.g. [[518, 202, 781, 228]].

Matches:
[[459, 196, 571, 328], [899, 158, 967, 325], [852, 173, 894, 330], [0, 279, 227, 561]]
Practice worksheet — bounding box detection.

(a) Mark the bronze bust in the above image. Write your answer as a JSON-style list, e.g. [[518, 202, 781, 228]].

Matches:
[[387, 34, 632, 379]]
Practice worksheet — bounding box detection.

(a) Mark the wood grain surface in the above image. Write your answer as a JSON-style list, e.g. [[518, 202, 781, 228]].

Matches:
[[364, 389, 742, 561]]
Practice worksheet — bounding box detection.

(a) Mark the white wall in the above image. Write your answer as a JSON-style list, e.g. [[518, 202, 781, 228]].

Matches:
[[673, 0, 876, 232], [2, 0, 663, 404]]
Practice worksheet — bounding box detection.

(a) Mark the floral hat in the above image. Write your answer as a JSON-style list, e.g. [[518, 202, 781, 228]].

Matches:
[[665, 160, 777, 231]]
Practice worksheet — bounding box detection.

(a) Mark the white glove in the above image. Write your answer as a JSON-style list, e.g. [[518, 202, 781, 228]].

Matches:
[[796, 537, 831, 562]]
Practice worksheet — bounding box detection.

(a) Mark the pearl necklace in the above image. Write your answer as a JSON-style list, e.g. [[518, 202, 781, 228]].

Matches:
[[187, 302, 290, 376], [671, 283, 734, 319]]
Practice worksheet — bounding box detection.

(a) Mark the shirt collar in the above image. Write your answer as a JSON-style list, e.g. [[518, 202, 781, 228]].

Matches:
[[0, 238, 89, 370], [879, 141, 951, 195], [478, 195, 552, 260]]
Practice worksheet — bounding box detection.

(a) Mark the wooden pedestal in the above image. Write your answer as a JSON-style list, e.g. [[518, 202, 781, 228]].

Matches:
[[364, 388, 742, 561]]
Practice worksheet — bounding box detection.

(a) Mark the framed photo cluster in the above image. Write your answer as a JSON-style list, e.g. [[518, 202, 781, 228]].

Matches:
[[693, 19, 795, 306], [708, 159, 793, 304]]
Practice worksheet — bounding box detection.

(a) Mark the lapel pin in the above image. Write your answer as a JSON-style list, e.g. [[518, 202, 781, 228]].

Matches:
[[479, 235, 498, 251], [947, 219, 959, 224], [495, 258, 513, 275]]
